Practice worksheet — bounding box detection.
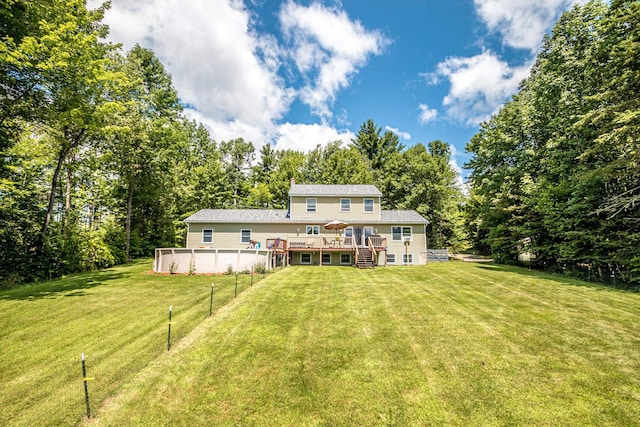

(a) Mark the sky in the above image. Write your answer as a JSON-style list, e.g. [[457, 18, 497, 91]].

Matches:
[[97, 0, 586, 180]]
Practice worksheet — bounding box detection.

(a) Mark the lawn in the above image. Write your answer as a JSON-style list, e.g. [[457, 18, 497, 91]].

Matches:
[[2, 261, 639, 426], [0, 260, 260, 426]]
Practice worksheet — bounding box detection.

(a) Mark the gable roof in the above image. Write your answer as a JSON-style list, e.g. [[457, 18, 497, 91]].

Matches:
[[381, 210, 430, 224], [289, 184, 382, 197], [184, 209, 289, 223], [184, 208, 428, 224]]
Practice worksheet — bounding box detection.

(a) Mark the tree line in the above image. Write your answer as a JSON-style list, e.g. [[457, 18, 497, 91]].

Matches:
[[0, 0, 465, 286], [464, 0, 639, 288]]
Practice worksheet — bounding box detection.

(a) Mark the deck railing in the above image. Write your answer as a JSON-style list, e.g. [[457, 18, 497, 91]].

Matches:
[[368, 236, 387, 248], [265, 238, 288, 252]]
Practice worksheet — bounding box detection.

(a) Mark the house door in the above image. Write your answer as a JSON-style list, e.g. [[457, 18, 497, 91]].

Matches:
[[353, 226, 373, 246]]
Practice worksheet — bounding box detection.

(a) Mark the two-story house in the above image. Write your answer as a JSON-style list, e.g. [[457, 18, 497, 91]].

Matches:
[[154, 180, 431, 273]]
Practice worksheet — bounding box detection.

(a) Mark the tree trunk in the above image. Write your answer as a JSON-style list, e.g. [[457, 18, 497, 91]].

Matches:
[[40, 130, 85, 250], [63, 163, 72, 235], [40, 143, 70, 248], [125, 176, 134, 260]]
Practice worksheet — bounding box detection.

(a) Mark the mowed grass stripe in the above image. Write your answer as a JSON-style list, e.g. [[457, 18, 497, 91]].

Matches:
[[87, 263, 639, 426], [0, 261, 259, 426]]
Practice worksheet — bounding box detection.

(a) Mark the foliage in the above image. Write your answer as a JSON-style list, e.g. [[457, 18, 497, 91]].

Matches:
[[0, 2, 468, 285], [465, 0, 639, 286]]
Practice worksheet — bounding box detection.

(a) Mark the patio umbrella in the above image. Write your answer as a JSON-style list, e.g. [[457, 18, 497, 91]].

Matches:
[[324, 220, 349, 235]]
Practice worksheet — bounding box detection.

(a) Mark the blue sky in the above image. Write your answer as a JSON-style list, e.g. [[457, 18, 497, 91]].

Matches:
[[99, 0, 585, 179]]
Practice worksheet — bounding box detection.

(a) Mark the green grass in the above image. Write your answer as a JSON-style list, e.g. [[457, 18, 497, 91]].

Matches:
[[2, 262, 639, 426], [0, 260, 260, 426]]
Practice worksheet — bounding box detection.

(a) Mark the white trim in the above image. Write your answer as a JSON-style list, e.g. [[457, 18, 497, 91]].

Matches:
[[240, 229, 251, 244], [300, 253, 312, 264], [363, 198, 374, 213], [392, 226, 413, 242], [340, 253, 351, 265], [402, 253, 413, 264], [306, 198, 317, 212], [340, 198, 351, 212], [306, 225, 320, 235], [202, 229, 213, 244], [386, 253, 396, 264]]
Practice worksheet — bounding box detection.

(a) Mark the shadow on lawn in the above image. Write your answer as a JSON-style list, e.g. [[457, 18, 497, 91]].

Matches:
[[0, 269, 128, 301], [474, 263, 637, 293]]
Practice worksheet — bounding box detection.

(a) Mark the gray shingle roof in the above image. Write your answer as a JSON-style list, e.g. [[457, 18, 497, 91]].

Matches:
[[184, 208, 428, 224], [288, 184, 382, 197], [184, 209, 290, 223], [381, 210, 429, 224]]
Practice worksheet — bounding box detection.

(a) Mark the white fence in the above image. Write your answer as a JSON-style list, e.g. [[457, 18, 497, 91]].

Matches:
[[154, 248, 272, 274]]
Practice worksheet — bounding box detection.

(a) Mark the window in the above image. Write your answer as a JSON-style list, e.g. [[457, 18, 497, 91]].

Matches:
[[363, 198, 374, 213], [321, 253, 331, 265], [403, 253, 413, 264], [345, 227, 353, 237], [340, 198, 351, 212], [300, 253, 312, 264], [306, 225, 320, 235], [386, 253, 396, 264], [340, 253, 351, 265], [241, 229, 251, 244], [202, 229, 213, 244], [392, 226, 412, 241], [306, 198, 317, 212]]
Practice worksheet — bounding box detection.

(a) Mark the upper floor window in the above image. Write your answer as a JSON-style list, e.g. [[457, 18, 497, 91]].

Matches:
[[202, 229, 213, 244], [241, 229, 251, 244], [363, 198, 374, 213], [306, 198, 317, 212], [340, 198, 351, 212]]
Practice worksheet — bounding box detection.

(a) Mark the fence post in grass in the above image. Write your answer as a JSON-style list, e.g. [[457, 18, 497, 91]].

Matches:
[[235, 272, 238, 298], [167, 306, 172, 351], [209, 282, 214, 317], [81, 353, 92, 418]]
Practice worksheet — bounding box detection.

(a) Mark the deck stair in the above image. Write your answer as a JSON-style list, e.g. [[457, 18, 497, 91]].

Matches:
[[356, 248, 375, 269]]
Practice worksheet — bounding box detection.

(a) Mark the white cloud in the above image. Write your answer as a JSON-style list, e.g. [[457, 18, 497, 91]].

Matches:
[[102, 0, 294, 128], [432, 51, 531, 126], [418, 104, 438, 124], [274, 123, 355, 152], [385, 126, 411, 141], [184, 109, 271, 146], [279, 1, 388, 121], [474, 0, 586, 51], [186, 109, 353, 154]]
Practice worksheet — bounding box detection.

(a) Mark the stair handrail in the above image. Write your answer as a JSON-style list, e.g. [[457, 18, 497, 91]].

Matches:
[[367, 237, 377, 259]]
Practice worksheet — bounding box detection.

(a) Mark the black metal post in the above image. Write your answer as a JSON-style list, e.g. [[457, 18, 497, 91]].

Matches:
[[81, 353, 91, 418], [209, 283, 214, 317], [167, 306, 172, 351]]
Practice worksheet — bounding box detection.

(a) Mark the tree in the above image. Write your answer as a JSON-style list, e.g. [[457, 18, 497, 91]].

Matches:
[[304, 141, 373, 184], [465, 0, 639, 286], [351, 119, 403, 170], [267, 149, 306, 208], [220, 138, 255, 208], [106, 45, 183, 258]]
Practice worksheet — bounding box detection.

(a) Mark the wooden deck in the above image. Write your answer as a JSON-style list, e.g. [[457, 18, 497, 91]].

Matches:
[[266, 236, 388, 268]]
